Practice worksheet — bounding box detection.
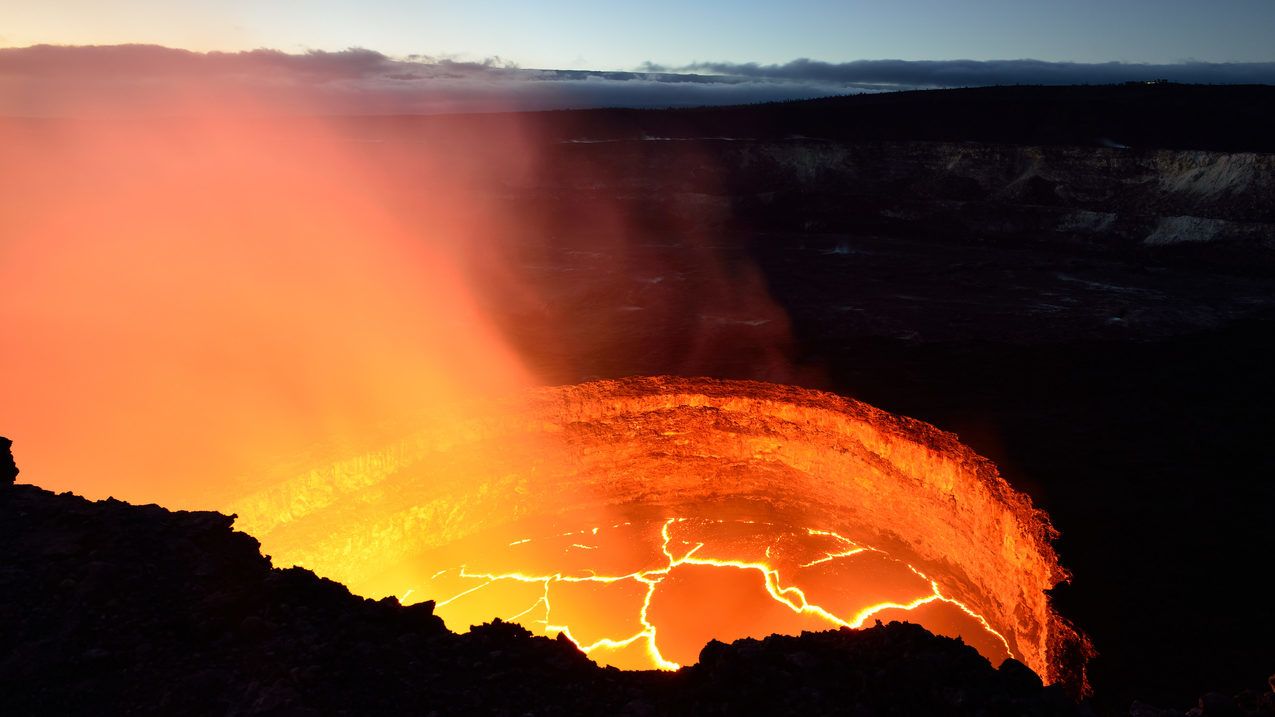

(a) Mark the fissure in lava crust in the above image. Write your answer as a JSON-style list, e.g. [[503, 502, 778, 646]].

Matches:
[[224, 376, 1090, 692]]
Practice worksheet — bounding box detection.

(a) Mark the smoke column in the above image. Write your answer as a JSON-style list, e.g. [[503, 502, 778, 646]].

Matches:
[[0, 104, 533, 507]]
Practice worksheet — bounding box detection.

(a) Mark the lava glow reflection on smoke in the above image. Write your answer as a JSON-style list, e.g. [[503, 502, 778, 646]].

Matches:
[[0, 108, 532, 508]]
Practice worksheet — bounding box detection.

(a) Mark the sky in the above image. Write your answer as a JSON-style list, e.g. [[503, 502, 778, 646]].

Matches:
[[4, 0, 1275, 69], [2, 1, 1274, 113]]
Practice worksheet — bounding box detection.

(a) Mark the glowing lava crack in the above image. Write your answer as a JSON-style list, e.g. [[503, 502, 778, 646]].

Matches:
[[428, 518, 1015, 673], [224, 377, 1090, 691]]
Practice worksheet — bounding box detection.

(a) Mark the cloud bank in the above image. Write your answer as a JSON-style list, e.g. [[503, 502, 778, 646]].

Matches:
[[2, 45, 1273, 116]]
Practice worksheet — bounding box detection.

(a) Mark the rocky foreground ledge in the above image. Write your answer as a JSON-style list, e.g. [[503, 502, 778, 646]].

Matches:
[[0, 439, 1262, 716]]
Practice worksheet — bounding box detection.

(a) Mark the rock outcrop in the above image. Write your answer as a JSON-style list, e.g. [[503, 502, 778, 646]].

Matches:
[[1, 436, 17, 486]]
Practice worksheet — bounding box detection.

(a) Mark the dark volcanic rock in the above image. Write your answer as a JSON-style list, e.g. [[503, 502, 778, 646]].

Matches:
[[1128, 680, 1275, 717], [684, 626, 1077, 717], [0, 483, 1087, 716], [1, 436, 16, 486]]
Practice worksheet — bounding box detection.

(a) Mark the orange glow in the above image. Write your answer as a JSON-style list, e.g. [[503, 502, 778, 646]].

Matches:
[[220, 377, 1088, 690], [0, 110, 533, 508]]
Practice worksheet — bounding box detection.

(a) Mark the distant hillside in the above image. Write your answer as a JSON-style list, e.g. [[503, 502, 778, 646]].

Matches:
[[345, 84, 1275, 153]]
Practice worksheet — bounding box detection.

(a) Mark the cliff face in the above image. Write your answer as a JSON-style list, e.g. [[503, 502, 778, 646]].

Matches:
[[534, 140, 1275, 259]]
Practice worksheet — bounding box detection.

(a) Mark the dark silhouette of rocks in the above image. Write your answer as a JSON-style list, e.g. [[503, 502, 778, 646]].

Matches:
[[0, 476, 1087, 716], [1129, 684, 1275, 717], [1, 436, 17, 486]]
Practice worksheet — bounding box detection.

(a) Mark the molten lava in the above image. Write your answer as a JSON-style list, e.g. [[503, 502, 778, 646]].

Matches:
[[426, 518, 1013, 672], [225, 376, 1087, 690]]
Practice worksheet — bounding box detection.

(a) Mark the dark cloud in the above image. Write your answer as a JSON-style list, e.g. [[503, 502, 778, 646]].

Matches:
[[2, 45, 1272, 116]]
